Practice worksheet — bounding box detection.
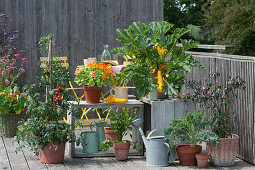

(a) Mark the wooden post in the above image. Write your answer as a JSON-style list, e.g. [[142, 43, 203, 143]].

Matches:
[[48, 38, 55, 109]]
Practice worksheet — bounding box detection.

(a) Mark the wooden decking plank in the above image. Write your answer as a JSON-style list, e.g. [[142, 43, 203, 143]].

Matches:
[[0, 137, 11, 170], [3, 137, 29, 169], [21, 147, 48, 170], [77, 158, 103, 170], [159, 164, 178, 170], [63, 157, 85, 170], [95, 157, 124, 170], [112, 157, 142, 170], [129, 156, 161, 170], [46, 163, 68, 170]]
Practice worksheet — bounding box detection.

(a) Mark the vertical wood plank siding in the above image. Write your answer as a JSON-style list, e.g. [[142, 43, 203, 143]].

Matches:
[[185, 52, 255, 164], [0, 0, 163, 85]]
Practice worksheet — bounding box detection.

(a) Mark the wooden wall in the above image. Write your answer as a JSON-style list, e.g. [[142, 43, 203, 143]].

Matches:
[[0, 0, 163, 85], [185, 51, 255, 164]]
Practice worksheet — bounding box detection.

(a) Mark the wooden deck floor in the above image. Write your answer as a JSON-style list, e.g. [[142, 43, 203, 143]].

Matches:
[[1, 137, 254, 170]]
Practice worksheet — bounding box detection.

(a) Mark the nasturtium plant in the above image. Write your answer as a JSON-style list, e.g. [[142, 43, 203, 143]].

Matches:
[[74, 62, 114, 87]]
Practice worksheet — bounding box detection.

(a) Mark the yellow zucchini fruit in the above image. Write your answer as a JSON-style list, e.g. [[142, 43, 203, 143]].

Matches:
[[157, 70, 163, 93]]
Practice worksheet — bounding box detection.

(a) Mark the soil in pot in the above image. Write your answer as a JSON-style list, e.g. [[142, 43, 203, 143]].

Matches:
[[176, 144, 202, 166], [39, 143, 66, 164], [104, 127, 117, 141], [113, 141, 130, 161], [83, 86, 102, 104], [196, 153, 209, 168]]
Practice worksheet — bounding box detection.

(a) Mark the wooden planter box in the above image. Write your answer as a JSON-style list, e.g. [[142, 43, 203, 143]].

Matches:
[[142, 97, 196, 136]]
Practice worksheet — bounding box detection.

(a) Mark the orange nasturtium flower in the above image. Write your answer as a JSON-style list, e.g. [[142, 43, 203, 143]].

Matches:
[[102, 65, 108, 72], [108, 70, 114, 76], [92, 62, 97, 67], [107, 64, 112, 69], [97, 63, 104, 69], [87, 63, 93, 68], [91, 72, 97, 77], [102, 74, 107, 80], [157, 46, 167, 56], [75, 68, 81, 74]]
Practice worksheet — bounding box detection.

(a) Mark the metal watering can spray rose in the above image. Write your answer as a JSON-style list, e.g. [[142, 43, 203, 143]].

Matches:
[[133, 119, 170, 167]]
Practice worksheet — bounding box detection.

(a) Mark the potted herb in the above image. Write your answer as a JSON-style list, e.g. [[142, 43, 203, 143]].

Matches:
[[113, 71, 129, 100], [163, 109, 218, 166], [100, 108, 136, 160], [14, 35, 78, 163], [74, 62, 114, 103], [0, 13, 28, 137], [114, 21, 203, 99], [183, 72, 245, 166]]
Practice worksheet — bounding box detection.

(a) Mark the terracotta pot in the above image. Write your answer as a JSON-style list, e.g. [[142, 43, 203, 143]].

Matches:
[[104, 127, 117, 141], [196, 153, 209, 168], [176, 144, 202, 166], [206, 134, 239, 166], [113, 141, 130, 161], [39, 143, 66, 164], [83, 85, 102, 104]]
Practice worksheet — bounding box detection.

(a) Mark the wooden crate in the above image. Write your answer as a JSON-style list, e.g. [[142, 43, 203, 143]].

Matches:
[[142, 97, 196, 136]]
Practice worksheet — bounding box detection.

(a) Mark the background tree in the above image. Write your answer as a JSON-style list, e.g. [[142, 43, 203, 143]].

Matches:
[[204, 0, 255, 56], [163, 0, 212, 44]]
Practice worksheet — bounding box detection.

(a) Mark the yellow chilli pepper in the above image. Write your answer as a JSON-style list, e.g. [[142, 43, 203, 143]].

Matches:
[[157, 70, 163, 93], [103, 94, 128, 104]]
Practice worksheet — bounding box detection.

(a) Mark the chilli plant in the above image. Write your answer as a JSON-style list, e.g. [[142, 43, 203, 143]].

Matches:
[[183, 72, 245, 138], [114, 21, 203, 98]]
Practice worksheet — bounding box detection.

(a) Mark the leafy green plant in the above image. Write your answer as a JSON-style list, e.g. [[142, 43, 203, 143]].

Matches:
[[164, 109, 218, 147], [114, 21, 203, 98], [114, 71, 128, 87], [108, 108, 137, 142], [100, 108, 136, 152]]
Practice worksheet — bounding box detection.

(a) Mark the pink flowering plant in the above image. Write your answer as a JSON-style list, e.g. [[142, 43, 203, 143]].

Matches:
[[182, 72, 245, 138], [0, 13, 27, 90]]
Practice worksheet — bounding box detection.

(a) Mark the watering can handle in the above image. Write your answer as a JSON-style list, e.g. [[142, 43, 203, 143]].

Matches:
[[89, 121, 96, 132], [147, 129, 159, 138]]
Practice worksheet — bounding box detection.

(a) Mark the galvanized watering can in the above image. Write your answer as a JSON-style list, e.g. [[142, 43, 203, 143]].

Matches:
[[81, 122, 99, 153], [133, 119, 170, 167], [95, 121, 106, 146]]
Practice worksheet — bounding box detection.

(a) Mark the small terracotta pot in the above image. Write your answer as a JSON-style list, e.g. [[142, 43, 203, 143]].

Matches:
[[176, 144, 202, 166], [113, 141, 130, 161], [196, 153, 209, 168], [104, 127, 117, 141], [39, 143, 66, 164], [83, 85, 102, 104]]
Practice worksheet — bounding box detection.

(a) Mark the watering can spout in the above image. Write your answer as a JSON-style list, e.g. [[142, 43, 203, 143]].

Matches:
[[132, 119, 148, 149]]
